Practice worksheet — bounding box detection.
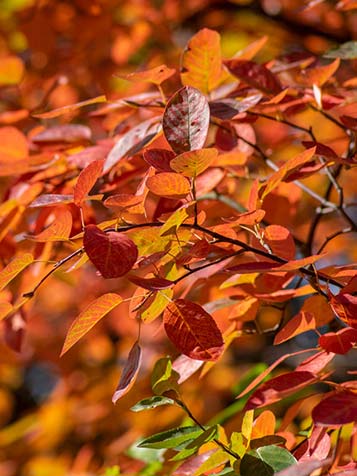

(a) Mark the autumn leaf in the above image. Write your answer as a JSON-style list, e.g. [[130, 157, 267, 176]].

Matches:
[[181, 28, 224, 94], [73, 159, 103, 206], [143, 148, 175, 172], [170, 148, 217, 177], [26, 207, 73, 242], [163, 86, 210, 154], [61, 293, 123, 355], [163, 299, 224, 361], [0, 56, 24, 85], [319, 328, 357, 354], [112, 341, 142, 403], [224, 59, 282, 94], [32, 125, 92, 143], [312, 391, 357, 426], [146, 172, 191, 199], [32, 95, 106, 119], [84, 225, 138, 278], [117, 64, 176, 85], [0, 253, 33, 291]]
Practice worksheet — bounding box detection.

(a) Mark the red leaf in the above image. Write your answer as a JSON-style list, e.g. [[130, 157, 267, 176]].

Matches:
[[112, 341, 142, 403], [163, 86, 210, 154], [329, 292, 357, 328], [296, 351, 335, 374], [84, 225, 138, 278], [74, 159, 103, 206], [4, 312, 26, 353], [146, 172, 191, 199], [319, 328, 357, 354], [32, 125, 92, 143], [143, 148, 175, 172], [312, 391, 357, 426], [128, 275, 174, 291], [245, 371, 318, 409], [224, 59, 282, 94], [340, 115, 357, 130], [0, 253, 33, 291], [209, 94, 262, 119], [275, 459, 333, 476], [163, 299, 224, 361], [294, 426, 331, 461], [61, 293, 123, 355]]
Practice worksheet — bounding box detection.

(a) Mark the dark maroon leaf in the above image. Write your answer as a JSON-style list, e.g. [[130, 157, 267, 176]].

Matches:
[[84, 224, 138, 278], [143, 148, 175, 172], [224, 59, 282, 94], [128, 275, 174, 291], [312, 391, 357, 426], [209, 94, 262, 119]]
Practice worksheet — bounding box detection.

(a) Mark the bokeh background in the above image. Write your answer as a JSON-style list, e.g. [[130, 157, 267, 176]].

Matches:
[[0, 1, 356, 475]]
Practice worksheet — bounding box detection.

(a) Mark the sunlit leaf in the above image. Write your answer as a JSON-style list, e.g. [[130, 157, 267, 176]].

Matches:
[[0, 253, 33, 291], [61, 293, 123, 355], [131, 396, 176, 412], [240, 446, 296, 476], [128, 275, 174, 291], [245, 371, 318, 409], [319, 328, 357, 355], [274, 311, 316, 345], [112, 341, 142, 403], [299, 59, 340, 87], [170, 148, 217, 177], [163, 299, 224, 361], [32, 95, 106, 118], [73, 159, 103, 206], [163, 86, 210, 154], [117, 64, 176, 85], [32, 125, 92, 143], [26, 208, 73, 242], [181, 28, 223, 94], [84, 225, 138, 278], [138, 426, 203, 449], [146, 172, 191, 199], [151, 356, 180, 396]]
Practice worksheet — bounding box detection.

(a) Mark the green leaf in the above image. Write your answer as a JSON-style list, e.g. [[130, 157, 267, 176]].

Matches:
[[131, 396, 176, 412], [138, 426, 203, 449], [151, 357, 180, 396], [324, 41, 357, 59], [170, 425, 218, 461], [240, 446, 296, 476], [194, 448, 229, 475]]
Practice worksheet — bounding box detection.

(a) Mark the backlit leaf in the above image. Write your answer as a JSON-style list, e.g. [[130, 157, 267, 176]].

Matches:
[[151, 356, 180, 396], [163, 299, 224, 361], [61, 293, 123, 355], [319, 328, 357, 354], [112, 341, 142, 403], [163, 86, 210, 154], [131, 396, 176, 412], [0, 253, 33, 291], [251, 411, 276, 439], [261, 147, 316, 199], [312, 391, 357, 426], [117, 64, 175, 85], [181, 28, 223, 94], [225, 59, 282, 94], [296, 351, 335, 374], [0, 126, 28, 162], [170, 148, 217, 177], [138, 426, 203, 449], [274, 311, 316, 345], [74, 159, 103, 206], [329, 292, 357, 328], [299, 59, 340, 87], [26, 208, 73, 242], [84, 225, 138, 278], [147, 172, 191, 199], [245, 371, 318, 409], [32, 95, 106, 119]]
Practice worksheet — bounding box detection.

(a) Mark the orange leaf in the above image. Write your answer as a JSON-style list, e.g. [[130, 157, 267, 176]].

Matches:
[[147, 172, 191, 199], [84, 225, 138, 278], [32, 95, 106, 119], [0, 253, 33, 291], [234, 36, 268, 61], [261, 147, 316, 199], [112, 341, 142, 403], [170, 148, 217, 177], [181, 28, 224, 94], [163, 299, 224, 361], [300, 59, 340, 87], [319, 328, 357, 355], [117, 64, 175, 85], [251, 410, 276, 439], [264, 225, 296, 260], [61, 293, 123, 355], [274, 311, 316, 345], [26, 208, 73, 242], [74, 159, 103, 206]]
